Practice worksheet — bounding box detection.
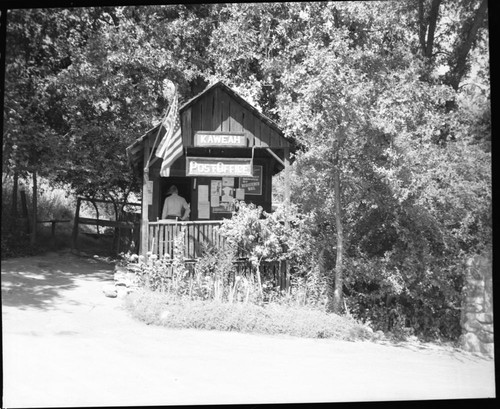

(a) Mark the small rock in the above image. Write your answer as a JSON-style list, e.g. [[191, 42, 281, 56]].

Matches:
[[476, 313, 493, 324], [460, 332, 482, 353], [159, 311, 171, 320], [116, 286, 129, 298], [103, 285, 117, 298], [479, 342, 495, 358]]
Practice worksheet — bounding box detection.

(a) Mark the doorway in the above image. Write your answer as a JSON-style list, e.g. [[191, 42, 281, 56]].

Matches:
[[159, 177, 192, 219]]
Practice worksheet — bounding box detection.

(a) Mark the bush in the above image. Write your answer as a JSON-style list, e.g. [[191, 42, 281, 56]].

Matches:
[[343, 253, 464, 341]]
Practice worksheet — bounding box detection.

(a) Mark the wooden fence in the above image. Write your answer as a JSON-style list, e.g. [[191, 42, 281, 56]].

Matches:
[[72, 197, 141, 254]]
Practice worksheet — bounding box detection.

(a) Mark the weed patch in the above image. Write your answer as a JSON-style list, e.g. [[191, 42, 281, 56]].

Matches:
[[124, 289, 371, 341]]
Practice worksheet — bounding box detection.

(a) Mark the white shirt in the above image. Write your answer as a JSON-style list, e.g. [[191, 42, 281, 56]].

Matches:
[[161, 193, 190, 220]]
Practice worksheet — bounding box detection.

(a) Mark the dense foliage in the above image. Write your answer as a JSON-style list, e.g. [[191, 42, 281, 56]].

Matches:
[[3, 2, 490, 340]]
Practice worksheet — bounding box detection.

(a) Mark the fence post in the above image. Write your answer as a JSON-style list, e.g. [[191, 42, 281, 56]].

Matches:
[[20, 188, 30, 233], [72, 198, 81, 251]]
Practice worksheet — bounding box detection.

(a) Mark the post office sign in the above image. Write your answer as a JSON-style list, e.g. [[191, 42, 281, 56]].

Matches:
[[186, 157, 253, 177]]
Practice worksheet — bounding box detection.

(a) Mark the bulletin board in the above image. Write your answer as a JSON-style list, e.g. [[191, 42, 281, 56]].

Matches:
[[196, 177, 246, 218], [239, 165, 263, 196], [211, 177, 244, 214]]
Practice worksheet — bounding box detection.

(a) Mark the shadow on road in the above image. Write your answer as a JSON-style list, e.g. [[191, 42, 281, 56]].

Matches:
[[1, 253, 114, 310]]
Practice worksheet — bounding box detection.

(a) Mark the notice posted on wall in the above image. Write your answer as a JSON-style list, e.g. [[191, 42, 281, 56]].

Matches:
[[222, 177, 235, 187], [236, 188, 245, 200], [211, 180, 222, 196], [198, 185, 209, 202], [211, 194, 220, 207], [198, 201, 210, 219], [221, 186, 234, 202]]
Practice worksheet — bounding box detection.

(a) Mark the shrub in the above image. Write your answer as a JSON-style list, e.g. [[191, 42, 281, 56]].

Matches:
[[343, 253, 464, 341]]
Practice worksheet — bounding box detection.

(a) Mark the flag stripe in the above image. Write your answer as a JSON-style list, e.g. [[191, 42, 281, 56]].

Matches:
[[155, 92, 183, 177]]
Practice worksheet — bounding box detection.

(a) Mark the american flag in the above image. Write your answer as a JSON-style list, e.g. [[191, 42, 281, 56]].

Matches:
[[156, 92, 183, 177]]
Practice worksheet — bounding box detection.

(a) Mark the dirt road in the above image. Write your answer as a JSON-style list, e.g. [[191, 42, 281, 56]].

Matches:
[[1, 252, 495, 407]]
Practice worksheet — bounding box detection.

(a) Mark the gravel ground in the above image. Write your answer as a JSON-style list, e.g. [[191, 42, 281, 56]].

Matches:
[[1, 252, 496, 407]]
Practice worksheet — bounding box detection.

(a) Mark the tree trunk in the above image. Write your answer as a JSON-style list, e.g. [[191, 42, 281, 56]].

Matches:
[[424, 0, 442, 59], [30, 170, 37, 246], [20, 187, 30, 233], [331, 166, 344, 314], [418, 0, 426, 53], [444, 0, 488, 90], [110, 197, 120, 256], [11, 171, 19, 218]]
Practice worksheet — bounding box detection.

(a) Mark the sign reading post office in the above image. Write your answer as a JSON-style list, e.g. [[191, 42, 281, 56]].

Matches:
[[186, 157, 254, 177]]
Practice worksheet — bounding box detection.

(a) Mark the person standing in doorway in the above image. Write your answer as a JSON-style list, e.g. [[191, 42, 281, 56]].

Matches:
[[161, 185, 190, 221]]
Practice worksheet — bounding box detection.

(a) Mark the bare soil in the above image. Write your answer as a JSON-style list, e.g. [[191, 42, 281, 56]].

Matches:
[[1, 252, 496, 407]]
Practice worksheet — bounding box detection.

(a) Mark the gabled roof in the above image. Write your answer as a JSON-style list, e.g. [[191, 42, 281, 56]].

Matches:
[[126, 81, 292, 172], [180, 81, 285, 137]]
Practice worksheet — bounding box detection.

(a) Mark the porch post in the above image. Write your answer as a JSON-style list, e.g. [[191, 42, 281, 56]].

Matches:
[[140, 139, 150, 256], [284, 147, 291, 228]]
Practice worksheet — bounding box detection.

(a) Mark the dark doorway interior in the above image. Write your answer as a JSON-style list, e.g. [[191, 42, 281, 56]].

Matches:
[[159, 177, 192, 219]]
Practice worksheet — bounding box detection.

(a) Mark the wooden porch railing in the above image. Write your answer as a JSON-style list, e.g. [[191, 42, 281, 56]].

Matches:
[[148, 220, 226, 259], [147, 220, 291, 290]]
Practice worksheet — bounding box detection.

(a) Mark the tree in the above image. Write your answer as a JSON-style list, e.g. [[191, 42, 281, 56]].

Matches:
[[414, 0, 488, 90], [3, 8, 78, 241], [4, 5, 222, 214]]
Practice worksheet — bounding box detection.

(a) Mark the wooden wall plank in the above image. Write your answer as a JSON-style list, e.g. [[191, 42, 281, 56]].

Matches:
[[191, 98, 202, 135], [182, 107, 192, 146], [245, 106, 255, 147], [261, 123, 270, 148], [221, 90, 230, 132], [202, 92, 212, 131], [229, 98, 237, 132], [254, 120, 261, 147], [213, 87, 221, 132]]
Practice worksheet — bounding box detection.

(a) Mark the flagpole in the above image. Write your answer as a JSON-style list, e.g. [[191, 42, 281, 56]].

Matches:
[[144, 90, 176, 174]]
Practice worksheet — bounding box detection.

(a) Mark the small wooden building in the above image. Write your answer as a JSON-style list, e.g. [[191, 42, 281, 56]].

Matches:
[[126, 81, 292, 258]]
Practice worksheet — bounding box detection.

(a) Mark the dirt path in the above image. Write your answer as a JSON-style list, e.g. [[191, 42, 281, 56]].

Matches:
[[1, 252, 495, 407]]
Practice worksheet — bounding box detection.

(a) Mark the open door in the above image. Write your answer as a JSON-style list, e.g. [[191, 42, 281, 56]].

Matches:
[[159, 177, 192, 220]]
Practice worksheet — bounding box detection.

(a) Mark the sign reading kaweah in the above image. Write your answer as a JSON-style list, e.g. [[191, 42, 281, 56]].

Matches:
[[186, 157, 253, 177], [194, 131, 247, 147]]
